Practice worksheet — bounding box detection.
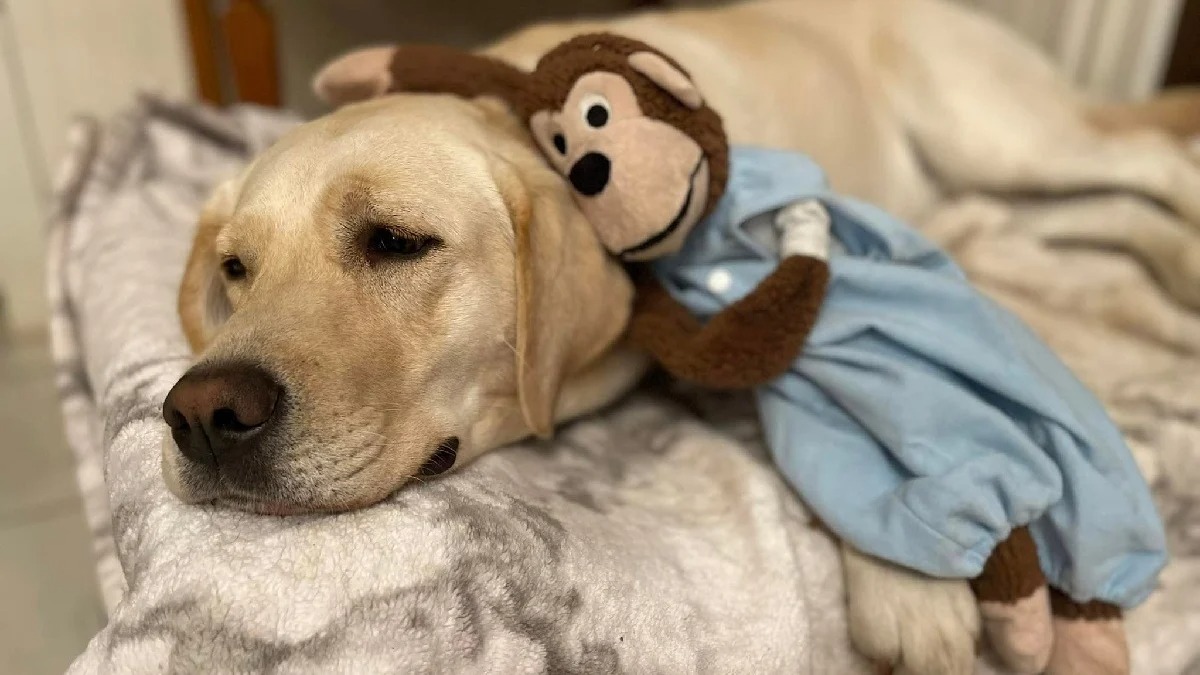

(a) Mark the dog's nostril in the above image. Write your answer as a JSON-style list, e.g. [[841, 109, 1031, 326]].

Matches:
[[212, 407, 252, 433], [165, 407, 190, 433]]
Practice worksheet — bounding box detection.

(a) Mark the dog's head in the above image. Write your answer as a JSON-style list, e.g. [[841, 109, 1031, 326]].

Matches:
[[161, 94, 639, 514]]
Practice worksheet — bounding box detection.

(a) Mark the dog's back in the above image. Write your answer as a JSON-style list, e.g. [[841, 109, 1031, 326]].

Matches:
[[483, 0, 942, 217], [487, 0, 1200, 221]]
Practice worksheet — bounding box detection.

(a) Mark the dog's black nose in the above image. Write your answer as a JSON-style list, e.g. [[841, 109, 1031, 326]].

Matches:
[[568, 152, 611, 196], [162, 362, 282, 467]]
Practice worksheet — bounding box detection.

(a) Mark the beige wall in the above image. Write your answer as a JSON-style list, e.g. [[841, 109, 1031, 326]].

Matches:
[[0, 0, 191, 335], [0, 41, 46, 336], [955, 0, 1183, 100]]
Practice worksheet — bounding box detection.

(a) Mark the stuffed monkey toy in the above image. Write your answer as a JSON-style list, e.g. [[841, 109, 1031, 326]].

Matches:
[[316, 34, 1167, 675]]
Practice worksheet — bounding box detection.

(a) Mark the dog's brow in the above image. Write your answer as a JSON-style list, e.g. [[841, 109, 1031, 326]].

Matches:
[[330, 175, 378, 221]]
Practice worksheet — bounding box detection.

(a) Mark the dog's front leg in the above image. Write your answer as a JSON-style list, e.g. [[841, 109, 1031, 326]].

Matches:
[[841, 542, 980, 675]]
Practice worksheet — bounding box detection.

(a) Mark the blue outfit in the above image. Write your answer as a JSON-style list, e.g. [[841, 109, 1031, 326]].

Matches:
[[651, 146, 1167, 607]]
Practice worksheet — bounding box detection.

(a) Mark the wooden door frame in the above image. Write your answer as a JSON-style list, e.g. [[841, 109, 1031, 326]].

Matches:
[[179, 0, 677, 108], [181, 0, 280, 106], [1165, 0, 1200, 87]]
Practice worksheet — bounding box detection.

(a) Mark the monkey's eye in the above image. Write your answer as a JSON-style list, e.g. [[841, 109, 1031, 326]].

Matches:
[[552, 133, 567, 154], [580, 95, 611, 129], [586, 105, 608, 127]]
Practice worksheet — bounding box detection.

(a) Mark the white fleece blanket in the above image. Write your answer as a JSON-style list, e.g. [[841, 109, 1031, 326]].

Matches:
[[50, 98, 1200, 673]]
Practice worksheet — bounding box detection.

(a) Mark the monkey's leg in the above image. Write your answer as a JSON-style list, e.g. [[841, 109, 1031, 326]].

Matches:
[[1046, 589, 1128, 675], [969, 526, 1054, 674]]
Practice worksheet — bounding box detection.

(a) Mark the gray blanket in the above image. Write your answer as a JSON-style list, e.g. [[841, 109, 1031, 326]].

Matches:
[[51, 99, 1200, 673]]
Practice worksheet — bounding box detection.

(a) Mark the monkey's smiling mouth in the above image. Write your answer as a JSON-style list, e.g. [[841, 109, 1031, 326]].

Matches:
[[619, 160, 704, 257]]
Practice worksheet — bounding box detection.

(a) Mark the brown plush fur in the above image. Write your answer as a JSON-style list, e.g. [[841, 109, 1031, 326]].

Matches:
[[388, 44, 528, 106], [1050, 588, 1122, 621], [627, 256, 830, 389], [972, 525, 1122, 637], [970, 526, 1046, 603]]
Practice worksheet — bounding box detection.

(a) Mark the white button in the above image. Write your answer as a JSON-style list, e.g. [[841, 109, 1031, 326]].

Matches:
[[707, 268, 732, 294]]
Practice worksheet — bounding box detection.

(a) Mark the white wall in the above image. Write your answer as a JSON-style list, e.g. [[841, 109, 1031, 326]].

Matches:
[[0, 0, 191, 335], [957, 0, 1184, 100], [0, 38, 46, 336]]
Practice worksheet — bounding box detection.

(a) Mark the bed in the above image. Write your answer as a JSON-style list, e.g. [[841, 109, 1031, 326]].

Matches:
[[51, 97, 1200, 673]]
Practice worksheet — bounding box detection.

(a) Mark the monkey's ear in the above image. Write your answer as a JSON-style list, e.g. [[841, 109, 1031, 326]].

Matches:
[[313, 46, 399, 106], [627, 51, 704, 110]]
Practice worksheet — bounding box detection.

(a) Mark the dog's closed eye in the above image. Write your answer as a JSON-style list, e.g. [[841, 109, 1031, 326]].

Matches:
[[364, 225, 441, 262], [221, 257, 247, 280]]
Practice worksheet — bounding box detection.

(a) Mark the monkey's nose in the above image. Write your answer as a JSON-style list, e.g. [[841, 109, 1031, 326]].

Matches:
[[568, 152, 611, 196]]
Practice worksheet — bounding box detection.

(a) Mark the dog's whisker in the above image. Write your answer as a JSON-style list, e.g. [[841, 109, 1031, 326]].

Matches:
[[334, 442, 387, 483], [500, 334, 520, 357]]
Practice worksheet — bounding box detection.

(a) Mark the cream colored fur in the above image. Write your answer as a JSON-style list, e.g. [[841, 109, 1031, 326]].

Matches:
[[842, 542, 980, 675]]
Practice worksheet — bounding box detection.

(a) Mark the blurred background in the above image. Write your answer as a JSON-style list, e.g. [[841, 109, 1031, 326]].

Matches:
[[0, 0, 1196, 672]]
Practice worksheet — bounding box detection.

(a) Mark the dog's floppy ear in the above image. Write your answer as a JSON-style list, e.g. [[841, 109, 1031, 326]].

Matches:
[[492, 154, 633, 437], [178, 174, 243, 353], [627, 51, 704, 110], [312, 46, 399, 106]]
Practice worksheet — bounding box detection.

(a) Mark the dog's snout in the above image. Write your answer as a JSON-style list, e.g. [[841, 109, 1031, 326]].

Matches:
[[568, 152, 611, 196], [162, 362, 282, 466]]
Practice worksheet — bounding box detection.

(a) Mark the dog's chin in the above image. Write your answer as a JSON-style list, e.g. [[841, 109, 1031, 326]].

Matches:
[[212, 483, 402, 516], [213, 497, 323, 517], [165, 469, 388, 516], [159, 436, 347, 515], [174, 481, 390, 517], [160, 429, 459, 515], [160, 435, 219, 503]]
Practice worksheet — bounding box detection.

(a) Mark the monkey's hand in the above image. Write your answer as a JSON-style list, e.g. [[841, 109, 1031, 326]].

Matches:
[[775, 198, 832, 260], [627, 256, 829, 389]]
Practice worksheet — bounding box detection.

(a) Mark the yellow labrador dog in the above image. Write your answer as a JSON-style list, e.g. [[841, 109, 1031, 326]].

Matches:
[[161, 96, 648, 512], [163, 0, 1200, 673]]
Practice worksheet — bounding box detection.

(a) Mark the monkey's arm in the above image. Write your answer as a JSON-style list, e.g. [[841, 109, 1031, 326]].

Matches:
[[387, 45, 528, 106], [626, 199, 832, 389], [626, 256, 829, 389], [775, 199, 832, 261]]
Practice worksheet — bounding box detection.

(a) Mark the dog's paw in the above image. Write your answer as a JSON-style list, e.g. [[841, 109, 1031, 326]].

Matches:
[[841, 543, 980, 675]]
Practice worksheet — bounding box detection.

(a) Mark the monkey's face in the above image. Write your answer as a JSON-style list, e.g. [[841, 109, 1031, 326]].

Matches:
[[530, 72, 710, 261]]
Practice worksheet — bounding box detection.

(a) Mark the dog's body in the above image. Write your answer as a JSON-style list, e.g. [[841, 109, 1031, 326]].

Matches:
[[166, 1, 1200, 672], [476, 0, 1200, 227]]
